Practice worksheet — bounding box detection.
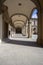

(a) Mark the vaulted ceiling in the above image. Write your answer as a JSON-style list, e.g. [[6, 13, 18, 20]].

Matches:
[[11, 14, 28, 28], [3, 0, 36, 28], [4, 0, 36, 18], [0, 0, 43, 14], [0, 0, 43, 28]]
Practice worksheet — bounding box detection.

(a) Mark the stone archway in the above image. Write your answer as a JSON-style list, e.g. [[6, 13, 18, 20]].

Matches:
[[31, 0, 43, 45], [0, 0, 43, 46]]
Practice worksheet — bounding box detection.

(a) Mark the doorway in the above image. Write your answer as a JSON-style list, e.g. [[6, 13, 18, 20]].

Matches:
[[16, 27, 22, 34]]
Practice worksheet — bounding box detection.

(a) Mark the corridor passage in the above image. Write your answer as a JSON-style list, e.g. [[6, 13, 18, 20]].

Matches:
[[9, 34, 38, 42], [0, 42, 43, 65]]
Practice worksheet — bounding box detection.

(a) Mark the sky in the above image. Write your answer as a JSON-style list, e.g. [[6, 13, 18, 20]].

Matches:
[[31, 9, 38, 18]]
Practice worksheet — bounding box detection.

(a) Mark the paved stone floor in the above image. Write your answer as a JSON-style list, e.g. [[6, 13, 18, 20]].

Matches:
[[0, 42, 43, 65]]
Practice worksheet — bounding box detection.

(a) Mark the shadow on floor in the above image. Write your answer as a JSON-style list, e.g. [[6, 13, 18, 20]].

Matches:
[[2, 38, 43, 48]]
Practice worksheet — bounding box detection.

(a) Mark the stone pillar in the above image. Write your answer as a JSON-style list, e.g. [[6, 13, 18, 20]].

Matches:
[[26, 21, 28, 37], [22, 25, 26, 36], [37, 9, 43, 46], [28, 21, 32, 38], [2, 14, 8, 39], [0, 15, 3, 43], [41, 10, 43, 45], [2, 5, 10, 24]]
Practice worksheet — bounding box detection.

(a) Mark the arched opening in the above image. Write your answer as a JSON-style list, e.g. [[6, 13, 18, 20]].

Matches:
[[8, 10, 39, 42], [31, 8, 38, 33], [16, 27, 22, 34], [1, 0, 41, 45], [8, 14, 29, 38], [31, 9, 38, 19], [29, 8, 38, 41]]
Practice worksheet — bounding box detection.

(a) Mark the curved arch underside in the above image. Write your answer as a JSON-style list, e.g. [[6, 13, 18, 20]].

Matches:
[[11, 14, 28, 28], [11, 14, 27, 22], [4, 0, 36, 18], [14, 21, 24, 27], [3, 0, 41, 28]]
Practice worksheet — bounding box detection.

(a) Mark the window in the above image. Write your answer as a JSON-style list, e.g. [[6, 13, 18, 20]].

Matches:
[[31, 9, 38, 19]]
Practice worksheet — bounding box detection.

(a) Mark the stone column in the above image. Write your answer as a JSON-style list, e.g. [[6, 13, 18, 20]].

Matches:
[[12, 27, 16, 37], [42, 10, 43, 45], [28, 21, 32, 38], [22, 25, 26, 36], [37, 9, 43, 46], [2, 5, 10, 24], [26, 21, 28, 37], [0, 15, 3, 43], [41, 10, 43, 45]]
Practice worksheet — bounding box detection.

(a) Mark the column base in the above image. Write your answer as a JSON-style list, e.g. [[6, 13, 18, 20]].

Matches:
[[37, 38, 43, 46], [28, 35, 32, 38]]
